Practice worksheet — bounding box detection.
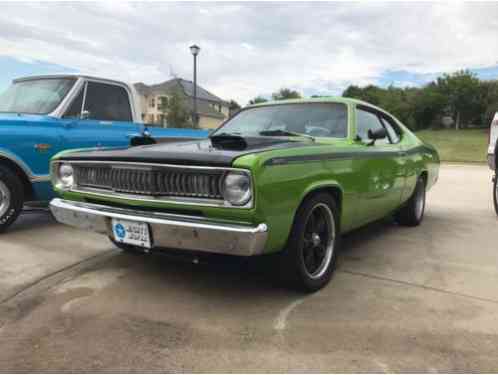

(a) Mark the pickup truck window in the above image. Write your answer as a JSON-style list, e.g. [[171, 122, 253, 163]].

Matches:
[[83, 82, 132, 122], [213, 103, 347, 138], [0, 78, 76, 115]]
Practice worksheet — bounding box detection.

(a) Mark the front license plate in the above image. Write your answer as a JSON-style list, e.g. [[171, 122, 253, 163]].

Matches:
[[112, 218, 152, 249]]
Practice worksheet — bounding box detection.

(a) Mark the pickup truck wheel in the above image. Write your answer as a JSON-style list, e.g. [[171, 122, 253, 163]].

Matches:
[[395, 176, 426, 226], [279, 193, 339, 292], [493, 173, 498, 216], [0, 165, 24, 233]]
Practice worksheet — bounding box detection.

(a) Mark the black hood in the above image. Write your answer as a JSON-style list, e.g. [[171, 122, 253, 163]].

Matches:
[[61, 137, 310, 167]]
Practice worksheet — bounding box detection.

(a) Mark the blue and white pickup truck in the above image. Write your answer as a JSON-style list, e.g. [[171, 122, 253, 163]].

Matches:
[[0, 74, 208, 232]]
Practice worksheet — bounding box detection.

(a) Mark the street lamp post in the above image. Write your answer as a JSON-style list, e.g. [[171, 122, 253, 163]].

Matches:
[[190, 44, 200, 128]]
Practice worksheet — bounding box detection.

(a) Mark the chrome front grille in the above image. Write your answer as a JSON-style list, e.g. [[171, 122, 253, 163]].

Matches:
[[74, 164, 225, 199]]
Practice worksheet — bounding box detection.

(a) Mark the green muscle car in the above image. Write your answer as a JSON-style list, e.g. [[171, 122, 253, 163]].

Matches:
[[49, 98, 439, 292]]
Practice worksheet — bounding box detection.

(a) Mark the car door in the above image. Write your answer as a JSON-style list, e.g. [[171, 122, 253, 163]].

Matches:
[[60, 80, 138, 150], [353, 106, 407, 225]]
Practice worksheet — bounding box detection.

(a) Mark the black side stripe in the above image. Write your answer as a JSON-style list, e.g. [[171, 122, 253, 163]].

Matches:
[[264, 145, 428, 166]]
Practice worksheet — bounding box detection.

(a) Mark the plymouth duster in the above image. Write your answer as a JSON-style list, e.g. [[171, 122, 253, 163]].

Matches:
[[49, 98, 439, 291]]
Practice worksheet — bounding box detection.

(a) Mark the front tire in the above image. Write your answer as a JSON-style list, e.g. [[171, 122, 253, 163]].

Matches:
[[493, 173, 498, 216], [395, 176, 426, 226], [0, 165, 24, 233], [279, 193, 339, 292]]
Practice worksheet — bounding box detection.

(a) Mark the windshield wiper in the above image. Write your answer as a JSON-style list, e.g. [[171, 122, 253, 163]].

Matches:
[[259, 129, 315, 142]]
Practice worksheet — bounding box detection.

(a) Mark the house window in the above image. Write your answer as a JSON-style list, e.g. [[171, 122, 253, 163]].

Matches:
[[159, 96, 168, 110], [149, 97, 155, 108]]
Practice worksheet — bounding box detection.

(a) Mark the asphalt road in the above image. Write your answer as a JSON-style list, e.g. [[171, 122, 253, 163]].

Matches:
[[0, 164, 497, 372]]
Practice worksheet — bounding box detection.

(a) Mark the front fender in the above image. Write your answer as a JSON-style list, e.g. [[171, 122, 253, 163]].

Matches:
[[0, 147, 37, 181], [255, 165, 346, 253]]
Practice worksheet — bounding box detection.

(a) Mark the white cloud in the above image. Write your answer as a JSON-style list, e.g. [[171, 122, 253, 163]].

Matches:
[[0, 2, 497, 104]]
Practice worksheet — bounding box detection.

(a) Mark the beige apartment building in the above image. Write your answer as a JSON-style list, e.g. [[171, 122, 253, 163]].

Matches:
[[134, 78, 229, 129]]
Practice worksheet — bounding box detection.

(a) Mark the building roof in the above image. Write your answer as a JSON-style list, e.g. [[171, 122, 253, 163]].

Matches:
[[134, 78, 227, 119], [134, 78, 228, 105]]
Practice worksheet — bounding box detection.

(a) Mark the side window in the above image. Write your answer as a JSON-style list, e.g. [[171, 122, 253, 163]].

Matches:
[[379, 114, 401, 144], [356, 108, 389, 145], [63, 88, 84, 118], [84, 82, 132, 122]]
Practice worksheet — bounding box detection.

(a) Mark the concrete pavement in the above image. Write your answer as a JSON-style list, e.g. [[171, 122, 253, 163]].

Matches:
[[0, 164, 497, 372]]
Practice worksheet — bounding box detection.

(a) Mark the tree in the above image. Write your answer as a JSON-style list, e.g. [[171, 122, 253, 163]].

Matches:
[[478, 80, 498, 126], [248, 96, 268, 105], [271, 88, 301, 101], [343, 84, 383, 106], [228, 99, 241, 117], [411, 83, 446, 130], [434, 70, 482, 129], [165, 88, 193, 129]]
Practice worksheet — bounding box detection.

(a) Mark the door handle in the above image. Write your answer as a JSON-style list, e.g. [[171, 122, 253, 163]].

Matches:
[[398, 151, 407, 157]]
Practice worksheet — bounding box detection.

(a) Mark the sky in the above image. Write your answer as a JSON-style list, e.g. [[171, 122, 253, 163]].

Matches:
[[0, 2, 498, 105]]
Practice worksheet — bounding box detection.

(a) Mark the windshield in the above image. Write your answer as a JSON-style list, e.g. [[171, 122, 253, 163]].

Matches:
[[0, 78, 76, 115], [213, 103, 348, 138]]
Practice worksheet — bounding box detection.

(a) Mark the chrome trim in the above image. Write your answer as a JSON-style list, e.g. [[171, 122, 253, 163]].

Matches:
[[31, 175, 50, 183], [50, 198, 268, 256], [51, 160, 254, 209]]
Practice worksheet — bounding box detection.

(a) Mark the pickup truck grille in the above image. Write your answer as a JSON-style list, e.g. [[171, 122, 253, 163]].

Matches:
[[74, 164, 225, 199]]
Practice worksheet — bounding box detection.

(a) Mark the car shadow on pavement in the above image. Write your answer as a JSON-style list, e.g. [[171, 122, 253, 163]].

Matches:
[[6, 211, 56, 234], [104, 216, 405, 300]]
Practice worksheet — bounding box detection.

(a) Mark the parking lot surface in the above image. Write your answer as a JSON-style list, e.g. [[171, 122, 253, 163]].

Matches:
[[0, 164, 497, 372]]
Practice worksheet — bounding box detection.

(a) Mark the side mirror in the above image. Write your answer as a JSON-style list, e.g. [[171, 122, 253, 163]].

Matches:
[[367, 128, 387, 145], [81, 110, 91, 120]]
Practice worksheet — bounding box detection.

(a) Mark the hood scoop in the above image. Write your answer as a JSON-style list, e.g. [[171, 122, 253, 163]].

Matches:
[[210, 134, 248, 151]]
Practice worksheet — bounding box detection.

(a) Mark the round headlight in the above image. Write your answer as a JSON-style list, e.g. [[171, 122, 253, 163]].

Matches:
[[222, 171, 251, 206], [58, 164, 74, 189]]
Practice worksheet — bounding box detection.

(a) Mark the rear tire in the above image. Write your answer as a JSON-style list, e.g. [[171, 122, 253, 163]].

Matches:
[[493, 173, 498, 216], [0, 165, 24, 233], [395, 176, 426, 226], [278, 193, 339, 293]]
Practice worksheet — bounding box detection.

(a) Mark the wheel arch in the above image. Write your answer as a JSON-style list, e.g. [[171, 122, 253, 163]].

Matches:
[[296, 182, 343, 225], [0, 154, 34, 201]]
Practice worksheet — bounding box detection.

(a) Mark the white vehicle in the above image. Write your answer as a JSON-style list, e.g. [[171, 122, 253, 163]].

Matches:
[[488, 112, 498, 215]]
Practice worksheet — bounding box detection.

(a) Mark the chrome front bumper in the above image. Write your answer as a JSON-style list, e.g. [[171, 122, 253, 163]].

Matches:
[[50, 198, 268, 256]]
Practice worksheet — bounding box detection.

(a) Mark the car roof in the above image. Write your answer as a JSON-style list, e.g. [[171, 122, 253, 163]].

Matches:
[[13, 73, 130, 87], [246, 96, 387, 114]]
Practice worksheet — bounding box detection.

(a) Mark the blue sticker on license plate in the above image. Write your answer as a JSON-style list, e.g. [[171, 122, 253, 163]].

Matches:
[[112, 218, 151, 249]]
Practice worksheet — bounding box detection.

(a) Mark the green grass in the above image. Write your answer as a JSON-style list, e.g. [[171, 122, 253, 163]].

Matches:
[[415, 129, 488, 163]]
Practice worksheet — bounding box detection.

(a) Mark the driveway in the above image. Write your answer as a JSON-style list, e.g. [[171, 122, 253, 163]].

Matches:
[[0, 164, 497, 372]]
